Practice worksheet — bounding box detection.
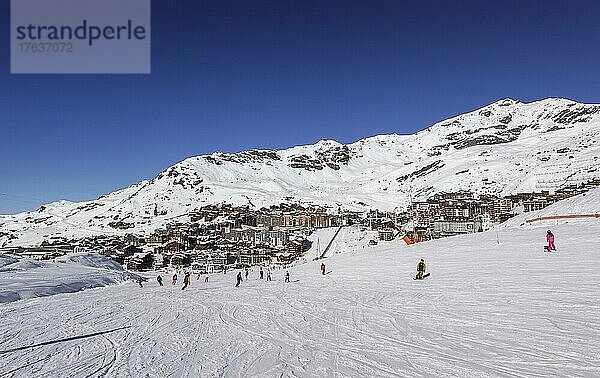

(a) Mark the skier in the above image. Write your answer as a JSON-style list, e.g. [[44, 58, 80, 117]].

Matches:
[[245, 268, 249, 280], [172, 274, 178, 285], [546, 230, 556, 251], [182, 272, 191, 290], [204, 275, 209, 283], [157, 275, 163, 286], [137, 277, 144, 288], [267, 271, 272, 281], [259, 267, 264, 279], [320, 262, 326, 275], [285, 271, 290, 283], [236, 272, 243, 287], [415, 259, 426, 279]]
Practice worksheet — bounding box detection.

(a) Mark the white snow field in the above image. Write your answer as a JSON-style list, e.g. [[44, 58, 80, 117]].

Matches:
[[1, 222, 599, 377], [0, 253, 140, 304]]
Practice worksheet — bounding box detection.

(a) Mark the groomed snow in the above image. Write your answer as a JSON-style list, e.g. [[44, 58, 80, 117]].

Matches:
[[1, 222, 599, 377]]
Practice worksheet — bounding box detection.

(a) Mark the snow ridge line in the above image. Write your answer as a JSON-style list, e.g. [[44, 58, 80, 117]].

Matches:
[[526, 213, 600, 223]]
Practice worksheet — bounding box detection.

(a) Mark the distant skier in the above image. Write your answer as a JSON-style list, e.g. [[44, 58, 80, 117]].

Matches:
[[197, 273, 201, 280], [267, 271, 272, 281], [236, 272, 243, 287], [415, 259, 426, 279], [204, 275, 209, 283], [285, 271, 290, 283], [172, 274, 178, 285], [137, 277, 144, 288], [182, 273, 191, 290], [546, 230, 556, 251], [157, 275, 163, 286], [320, 262, 326, 275], [245, 269, 249, 280], [259, 267, 264, 279]]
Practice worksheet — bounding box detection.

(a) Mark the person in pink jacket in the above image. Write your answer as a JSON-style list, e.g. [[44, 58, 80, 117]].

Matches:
[[546, 230, 556, 251]]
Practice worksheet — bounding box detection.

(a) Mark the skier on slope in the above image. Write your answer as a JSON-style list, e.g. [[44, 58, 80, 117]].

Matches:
[[320, 262, 326, 275], [182, 272, 191, 290], [245, 268, 249, 280], [236, 272, 243, 287], [259, 267, 264, 279], [157, 275, 163, 286], [415, 259, 426, 279], [285, 271, 290, 283], [137, 277, 144, 288], [172, 274, 178, 285], [546, 230, 556, 251]]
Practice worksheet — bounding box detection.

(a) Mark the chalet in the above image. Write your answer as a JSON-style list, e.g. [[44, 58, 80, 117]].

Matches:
[[237, 250, 270, 266], [125, 252, 153, 271], [378, 229, 395, 241], [256, 214, 283, 227], [122, 244, 142, 257], [124, 234, 145, 247], [156, 240, 185, 254], [170, 252, 192, 267], [287, 237, 308, 255]]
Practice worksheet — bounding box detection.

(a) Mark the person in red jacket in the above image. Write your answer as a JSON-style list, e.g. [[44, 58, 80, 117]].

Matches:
[[546, 230, 556, 251], [320, 262, 326, 275]]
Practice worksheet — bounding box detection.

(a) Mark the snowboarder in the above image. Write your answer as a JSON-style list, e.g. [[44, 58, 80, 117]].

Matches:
[[172, 274, 178, 285], [285, 271, 290, 283], [236, 272, 243, 287], [415, 259, 426, 279], [157, 275, 163, 286], [320, 262, 326, 275], [182, 273, 191, 290], [546, 230, 556, 251], [137, 277, 144, 288], [259, 267, 264, 279]]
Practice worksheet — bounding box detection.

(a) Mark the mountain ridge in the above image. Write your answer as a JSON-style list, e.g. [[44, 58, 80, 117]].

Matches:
[[1, 97, 599, 246]]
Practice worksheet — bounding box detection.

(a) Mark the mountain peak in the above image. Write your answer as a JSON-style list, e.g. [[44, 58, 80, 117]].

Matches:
[[2, 98, 599, 246]]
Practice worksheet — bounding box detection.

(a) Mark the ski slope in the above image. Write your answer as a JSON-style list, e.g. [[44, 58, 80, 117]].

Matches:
[[1, 222, 599, 377]]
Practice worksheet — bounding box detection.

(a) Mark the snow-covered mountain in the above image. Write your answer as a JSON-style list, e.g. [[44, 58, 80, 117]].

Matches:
[[1, 97, 599, 245]]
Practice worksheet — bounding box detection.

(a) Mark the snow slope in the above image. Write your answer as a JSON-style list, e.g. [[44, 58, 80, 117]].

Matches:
[[2, 97, 600, 246], [1, 222, 599, 377], [0, 253, 140, 304], [503, 186, 600, 228]]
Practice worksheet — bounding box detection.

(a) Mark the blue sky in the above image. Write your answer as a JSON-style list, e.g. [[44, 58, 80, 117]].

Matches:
[[1, 0, 600, 214]]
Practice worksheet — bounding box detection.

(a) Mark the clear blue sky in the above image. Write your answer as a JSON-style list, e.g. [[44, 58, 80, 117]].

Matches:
[[1, 0, 600, 214]]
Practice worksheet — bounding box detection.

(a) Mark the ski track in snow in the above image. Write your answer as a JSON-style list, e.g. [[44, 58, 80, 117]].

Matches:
[[1, 223, 600, 377]]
